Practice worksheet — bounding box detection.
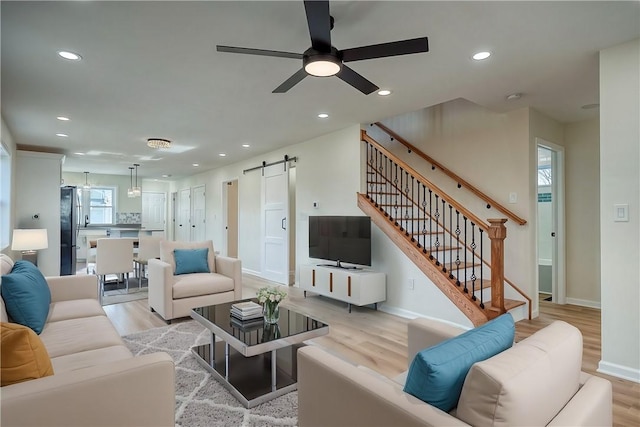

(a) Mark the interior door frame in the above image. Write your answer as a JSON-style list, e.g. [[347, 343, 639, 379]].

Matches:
[[222, 178, 239, 258], [535, 138, 566, 305]]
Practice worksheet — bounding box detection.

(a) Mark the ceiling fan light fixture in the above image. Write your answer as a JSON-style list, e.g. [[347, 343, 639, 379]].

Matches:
[[304, 54, 341, 77], [147, 138, 171, 149]]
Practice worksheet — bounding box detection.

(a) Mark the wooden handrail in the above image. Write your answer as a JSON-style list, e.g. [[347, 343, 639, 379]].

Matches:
[[362, 130, 490, 231], [363, 130, 532, 319], [372, 122, 527, 226]]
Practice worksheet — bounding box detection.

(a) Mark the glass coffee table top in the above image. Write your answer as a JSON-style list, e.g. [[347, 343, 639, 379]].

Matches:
[[190, 299, 329, 408], [192, 299, 328, 357]]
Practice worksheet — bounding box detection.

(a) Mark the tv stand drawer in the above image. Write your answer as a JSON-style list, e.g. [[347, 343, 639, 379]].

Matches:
[[299, 265, 386, 309]]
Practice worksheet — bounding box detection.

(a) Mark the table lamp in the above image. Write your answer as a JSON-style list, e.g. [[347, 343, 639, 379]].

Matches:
[[11, 229, 49, 266]]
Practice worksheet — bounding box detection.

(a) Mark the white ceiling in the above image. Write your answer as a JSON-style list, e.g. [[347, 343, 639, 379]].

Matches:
[[2, 1, 639, 179]]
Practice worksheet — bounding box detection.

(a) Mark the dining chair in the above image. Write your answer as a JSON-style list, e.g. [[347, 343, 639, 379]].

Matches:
[[95, 238, 135, 299], [133, 236, 163, 288]]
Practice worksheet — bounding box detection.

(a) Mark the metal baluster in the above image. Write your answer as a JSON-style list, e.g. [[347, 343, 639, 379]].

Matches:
[[479, 229, 485, 309], [422, 185, 428, 254], [463, 217, 468, 293], [434, 194, 440, 266], [416, 181, 421, 247], [428, 190, 433, 260], [393, 163, 398, 224], [441, 198, 446, 272], [385, 155, 390, 217], [455, 211, 461, 285], [404, 171, 410, 236], [449, 205, 454, 279], [470, 223, 477, 301], [409, 175, 414, 239]]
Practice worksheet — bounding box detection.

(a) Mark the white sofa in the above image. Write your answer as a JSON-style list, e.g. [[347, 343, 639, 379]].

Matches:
[[0, 255, 175, 427], [298, 317, 613, 427], [148, 240, 242, 322]]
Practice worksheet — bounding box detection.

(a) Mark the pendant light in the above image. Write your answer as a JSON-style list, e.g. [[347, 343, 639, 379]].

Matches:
[[127, 166, 135, 198], [132, 163, 141, 197], [83, 171, 91, 190]]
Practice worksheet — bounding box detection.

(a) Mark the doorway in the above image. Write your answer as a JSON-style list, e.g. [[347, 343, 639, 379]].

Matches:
[[223, 179, 239, 258], [536, 139, 566, 304]]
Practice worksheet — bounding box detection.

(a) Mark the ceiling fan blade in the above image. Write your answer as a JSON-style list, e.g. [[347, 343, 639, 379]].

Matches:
[[304, 0, 332, 51], [273, 68, 308, 93], [217, 45, 303, 60], [336, 65, 379, 95], [341, 37, 429, 62]]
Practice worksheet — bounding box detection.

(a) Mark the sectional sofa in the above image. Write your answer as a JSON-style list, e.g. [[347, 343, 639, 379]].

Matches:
[[0, 254, 175, 426], [298, 316, 613, 426]]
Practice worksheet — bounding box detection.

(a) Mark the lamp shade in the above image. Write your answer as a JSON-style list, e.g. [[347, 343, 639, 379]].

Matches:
[[11, 229, 49, 251]]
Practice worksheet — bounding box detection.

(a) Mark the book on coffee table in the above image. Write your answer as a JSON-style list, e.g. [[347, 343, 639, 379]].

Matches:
[[230, 316, 264, 331], [231, 301, 263, 320]]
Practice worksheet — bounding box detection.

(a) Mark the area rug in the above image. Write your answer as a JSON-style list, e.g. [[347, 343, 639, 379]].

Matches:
[[122, 321, 298, 427]]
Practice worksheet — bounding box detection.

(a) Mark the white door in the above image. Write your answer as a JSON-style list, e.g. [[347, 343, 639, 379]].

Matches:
[[224, 180, 239, 258], [191, 185, 206, 242], [142, 192, 166, 231], [261, 165, 289, 284], [177, 188, 191, 242]]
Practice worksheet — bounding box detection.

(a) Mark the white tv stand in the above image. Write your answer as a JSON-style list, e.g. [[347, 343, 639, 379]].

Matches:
[[299, 264, 386, 313]]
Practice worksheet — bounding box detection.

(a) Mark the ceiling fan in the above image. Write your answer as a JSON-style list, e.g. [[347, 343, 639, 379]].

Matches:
[[217, 1, 429, 95]]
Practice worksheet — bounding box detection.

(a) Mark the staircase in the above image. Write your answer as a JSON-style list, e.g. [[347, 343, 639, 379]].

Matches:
[[359, 129, 529, 326]]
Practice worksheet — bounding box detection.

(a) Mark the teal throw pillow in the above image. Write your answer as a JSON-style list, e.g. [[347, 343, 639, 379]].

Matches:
[[1, 260, 51, 335], [174, 248, 210, 275], [403, 313, 515, 412]]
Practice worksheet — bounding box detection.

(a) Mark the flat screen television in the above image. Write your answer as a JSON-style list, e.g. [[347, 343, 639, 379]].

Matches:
[[308, 216, 371, 268]]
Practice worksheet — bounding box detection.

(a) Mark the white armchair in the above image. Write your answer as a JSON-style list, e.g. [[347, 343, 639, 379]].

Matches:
[[148, 240, 242, 323]]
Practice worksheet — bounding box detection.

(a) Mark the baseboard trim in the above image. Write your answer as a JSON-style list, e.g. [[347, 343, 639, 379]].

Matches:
[[242, 268, 262, 277], [597, 360, 640, 383], [378, 305, 471, 331], [565, 298, 601, 309]]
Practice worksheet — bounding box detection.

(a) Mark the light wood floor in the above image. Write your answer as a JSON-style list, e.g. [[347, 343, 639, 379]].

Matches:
[[104, 275, 639, 427]]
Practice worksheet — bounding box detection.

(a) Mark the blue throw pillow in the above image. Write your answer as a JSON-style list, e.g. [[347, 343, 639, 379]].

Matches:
[[403, 313, 515, 412], [1, 260, 51, 335], [174, 248, 210, 275]]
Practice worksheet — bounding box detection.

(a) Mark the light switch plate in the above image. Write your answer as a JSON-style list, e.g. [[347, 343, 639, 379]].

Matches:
[[614, 204, 629, 222], [509, 192, 518, 203]]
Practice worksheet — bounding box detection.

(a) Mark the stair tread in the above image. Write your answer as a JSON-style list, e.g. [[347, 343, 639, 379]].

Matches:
[[487, 298, 526, 311]]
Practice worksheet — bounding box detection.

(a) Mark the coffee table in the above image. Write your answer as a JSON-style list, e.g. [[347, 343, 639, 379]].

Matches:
[[190, 299, 329, 408]]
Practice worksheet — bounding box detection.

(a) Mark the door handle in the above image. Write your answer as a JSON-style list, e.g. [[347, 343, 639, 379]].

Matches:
[[551, 232, 556, 237], [281, 218, 286, 230]]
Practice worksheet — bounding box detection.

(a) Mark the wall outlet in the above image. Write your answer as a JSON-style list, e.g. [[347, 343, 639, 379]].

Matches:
[[313, 201, 319, 209], [408, 278, 415, 290]]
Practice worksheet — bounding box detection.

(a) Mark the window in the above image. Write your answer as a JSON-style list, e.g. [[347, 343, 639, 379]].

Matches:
[[77, 186, 116, 225], [0, 143, 11, 249]]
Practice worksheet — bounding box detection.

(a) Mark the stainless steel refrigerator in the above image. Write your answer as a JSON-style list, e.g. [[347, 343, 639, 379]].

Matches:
[[60, 186, 78, 275]]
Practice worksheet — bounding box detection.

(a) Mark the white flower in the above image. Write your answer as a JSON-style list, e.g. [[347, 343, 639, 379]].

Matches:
[[269, 294, 275, 302], [275, 294, 281, 302]]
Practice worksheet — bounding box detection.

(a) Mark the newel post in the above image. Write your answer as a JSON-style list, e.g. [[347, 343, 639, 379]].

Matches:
[[488, 219, 508, 313]]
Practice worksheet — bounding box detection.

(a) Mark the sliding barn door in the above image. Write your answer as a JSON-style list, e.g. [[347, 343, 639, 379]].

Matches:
[[261, 165, 289, 284]]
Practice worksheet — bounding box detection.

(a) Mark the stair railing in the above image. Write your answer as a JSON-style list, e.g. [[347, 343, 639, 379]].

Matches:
[[362, 129, 507, 313], [371, 122, 527, 226]]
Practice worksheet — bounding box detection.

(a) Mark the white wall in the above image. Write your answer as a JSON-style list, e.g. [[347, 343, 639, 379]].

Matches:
[[564, 119, 600, 304], [15, 151, 63, 276], [599, 38, 640, 382]]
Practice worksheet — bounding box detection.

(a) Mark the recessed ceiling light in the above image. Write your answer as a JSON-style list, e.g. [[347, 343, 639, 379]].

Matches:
[[192, 163, 199, 167], [162, 174, 171, 178], [57, 51, 82, 61], [74, 152, 85, 156], [318, 113, 329, 119], [57, 116, 70, 121], [506, 93, 522, 100], [242, 144, 251, 148], [472, 51, 491, 61], [377, 89, 392, 96], [219, 153, 227, 157], [56, 133, 68, 137]]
